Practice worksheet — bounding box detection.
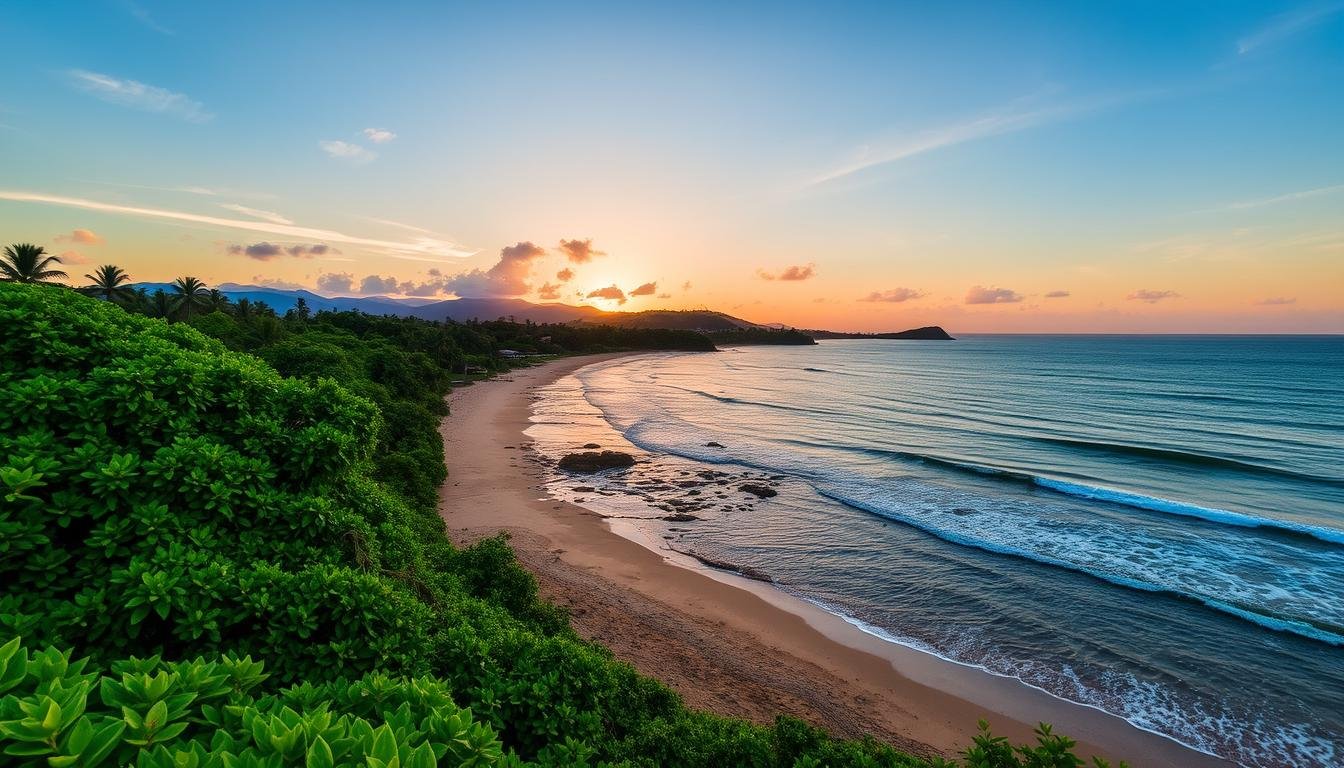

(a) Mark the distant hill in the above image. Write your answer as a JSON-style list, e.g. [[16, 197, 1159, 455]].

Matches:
[[808, 326, 955, 340], [575, 309, 760, 332], [134, 284, 765, 328], [129, 283, 949, 340]]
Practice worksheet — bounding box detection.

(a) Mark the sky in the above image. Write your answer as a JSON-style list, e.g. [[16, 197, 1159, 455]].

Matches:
[[2, 1, 1342, 332]]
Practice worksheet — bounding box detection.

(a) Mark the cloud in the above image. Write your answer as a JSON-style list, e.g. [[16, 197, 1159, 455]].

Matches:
[[537, 282, 562, 300], [248, 276, 306, 290], [362, 128, 397, 144], [362, 216, 436, 234], [860, 287, 924, 302], [443, 241, 546, 297], [220, 203, 292, 225], [808, 92, 1148, 187], [1257, 296, 1297, 305], [398, 279, 445, 297], [229, 242, 283, 260], [656, 293, 672, 299], [1044, 290, 1071, 298], [758, 264, 815, 281], [1126, 289, 1180, 303], [629, 281, 657, 296], [121, 0, 173, 34], [558, 238, 606, 263], [316, 273, 355, 294], [586, 285, 627, 305], [965, 286, 1024, 304], [360, 275, 401, 295], [555, 267, 575, 282], [1238, 2, 1344, 55], [55, 228, 104, 245], [58, 250, 92, 264], [287, 243, 336, 257], [227, 242, 338, 260], [0, 190, 474, 261], [320, 140, 377, 163], [1224, 183, 1344, 210], [68, 69, 211, 122]]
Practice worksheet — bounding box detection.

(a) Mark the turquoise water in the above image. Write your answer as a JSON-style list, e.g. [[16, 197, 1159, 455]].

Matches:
[[550, 336, 1344, 767]]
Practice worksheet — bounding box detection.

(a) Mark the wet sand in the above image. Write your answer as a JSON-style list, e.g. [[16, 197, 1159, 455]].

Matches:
[[437, 354, 1228, 766]]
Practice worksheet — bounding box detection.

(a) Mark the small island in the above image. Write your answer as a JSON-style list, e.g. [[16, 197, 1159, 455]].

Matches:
[[808, 325, 955, 340]]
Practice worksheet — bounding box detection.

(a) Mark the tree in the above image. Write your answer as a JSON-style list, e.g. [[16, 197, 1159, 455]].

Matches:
[[233, 297, 255, 320], [83, 264, 133, 303], [288, 296, 311, 322], [1, 243, 67, 284], [170, 276, 210, 321], [205, 288, 231, 314]]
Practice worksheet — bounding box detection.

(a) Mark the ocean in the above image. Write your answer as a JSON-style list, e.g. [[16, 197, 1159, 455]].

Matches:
[[527, 336, 1344, 767]]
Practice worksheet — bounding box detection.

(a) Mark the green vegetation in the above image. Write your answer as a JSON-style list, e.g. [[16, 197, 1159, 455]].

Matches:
[[0, 275, 1124, 767], [1, 244, 67, 285]]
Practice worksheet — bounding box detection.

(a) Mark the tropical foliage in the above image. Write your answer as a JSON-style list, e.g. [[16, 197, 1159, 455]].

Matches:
[[81, 265, 134, 303], [0, 279, 1124, 767], [0, 244, 66, 285]]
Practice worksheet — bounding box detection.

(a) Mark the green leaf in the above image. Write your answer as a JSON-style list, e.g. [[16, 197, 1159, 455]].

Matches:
[[81, 720, 127, 768], [306, 735, 333, 768]]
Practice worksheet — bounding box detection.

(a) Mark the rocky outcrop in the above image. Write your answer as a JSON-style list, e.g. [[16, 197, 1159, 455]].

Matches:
[[558, 450, 636, 473]]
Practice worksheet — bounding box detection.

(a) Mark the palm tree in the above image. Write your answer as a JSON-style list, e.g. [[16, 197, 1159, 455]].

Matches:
[[204, 288, 231, 314], [83, 264, 133, 303], [1, 244, 67, 284], [233, 297, 254, 320], [170, 276, 210, 321], [148, 290, 173, 319]]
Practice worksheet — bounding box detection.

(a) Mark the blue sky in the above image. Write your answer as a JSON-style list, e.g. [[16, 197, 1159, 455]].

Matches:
[[1, 1, 1341, 331]]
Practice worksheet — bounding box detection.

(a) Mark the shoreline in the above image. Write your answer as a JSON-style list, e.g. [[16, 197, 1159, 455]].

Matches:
[[437, 353, 1228, 766]]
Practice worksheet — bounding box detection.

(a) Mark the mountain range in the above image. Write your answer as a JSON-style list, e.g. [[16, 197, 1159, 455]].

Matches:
[[133, 283, 762, 330], [131, 283, 951, 338]]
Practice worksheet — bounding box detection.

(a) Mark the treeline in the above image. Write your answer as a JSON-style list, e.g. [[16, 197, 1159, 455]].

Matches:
[[708, 328, 817, 346]]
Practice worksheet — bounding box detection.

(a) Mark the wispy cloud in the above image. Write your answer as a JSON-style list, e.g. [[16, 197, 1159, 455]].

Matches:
[[121, 0, 173, 34], [808, 91, 1153, 187], [1127, 289, 1180, 303], [758, 264, 815, 281], [1237, 2, 1344, 55], [219, 203, 292, 225], [1225, 183, 1344, 210], [860, 287, 924, 302], [55, 228, 105, 245], [227, 242, 338, 260], [0, 190, 475, 261], [361, 216, 436, 235], [68, 70, 211, 122], [320, 140, 377, 163], [965, 286, 1023, 304], [363, 128, 397, 144]]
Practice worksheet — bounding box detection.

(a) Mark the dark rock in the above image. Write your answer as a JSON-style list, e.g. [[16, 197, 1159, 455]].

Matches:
[[663, 513, 699, 522], [572, 486, 596, 493], [558, 450, 636, 473], [740, 483, 777, 498], [582, 443, 602, 449], [705, 441, 725, 448]]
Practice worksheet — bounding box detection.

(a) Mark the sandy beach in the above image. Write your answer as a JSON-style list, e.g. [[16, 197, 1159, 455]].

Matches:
[[437, 354, 1229, 767]]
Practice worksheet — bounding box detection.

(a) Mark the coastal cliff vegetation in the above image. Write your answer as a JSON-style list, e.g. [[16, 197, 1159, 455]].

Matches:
[[0, 270, 1121, 766]]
